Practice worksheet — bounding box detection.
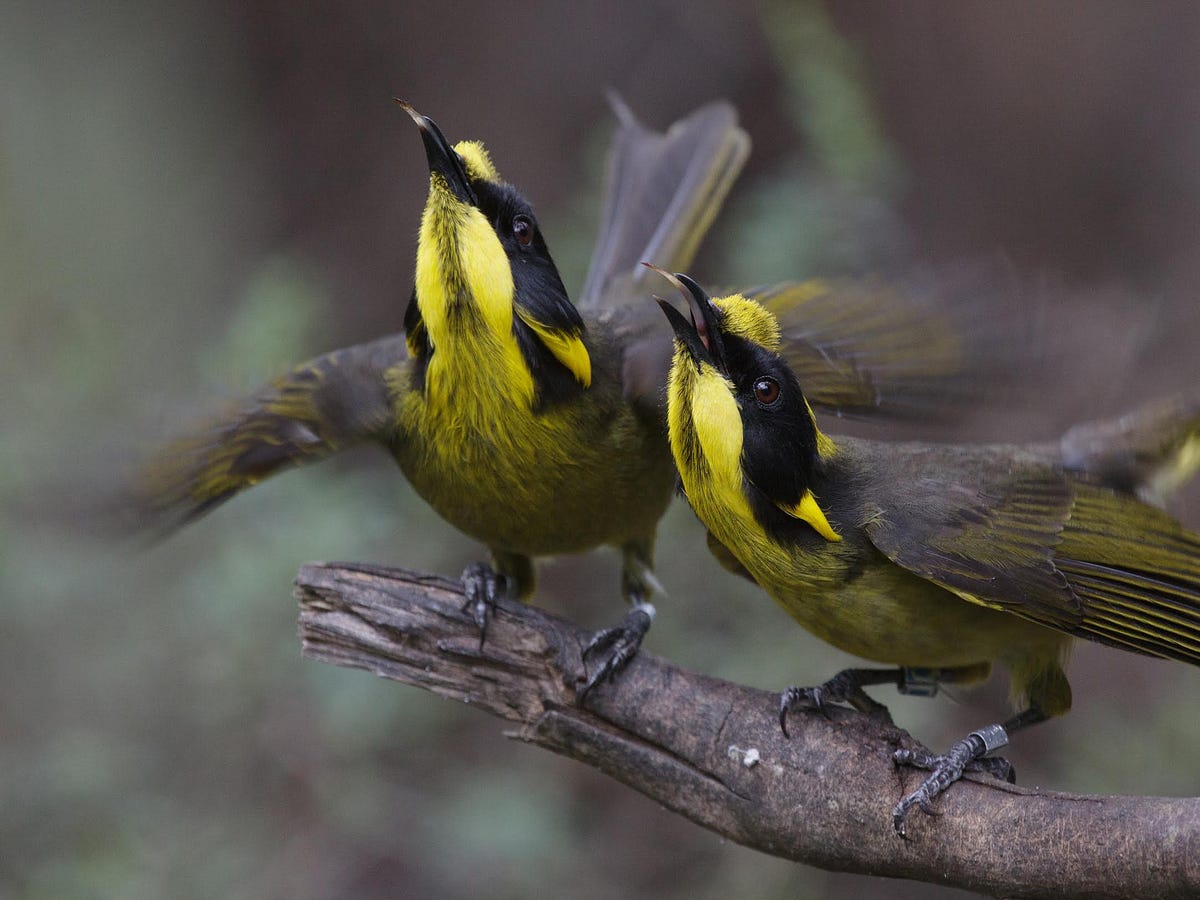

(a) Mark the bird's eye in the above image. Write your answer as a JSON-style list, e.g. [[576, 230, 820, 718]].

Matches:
[[753, 377, 781, 407], [512, 215, 534, 246]]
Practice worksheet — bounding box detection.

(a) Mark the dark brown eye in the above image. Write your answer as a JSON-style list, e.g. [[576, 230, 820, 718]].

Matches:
[[753, 377, 780, 407], [512, 215, 534, 246]]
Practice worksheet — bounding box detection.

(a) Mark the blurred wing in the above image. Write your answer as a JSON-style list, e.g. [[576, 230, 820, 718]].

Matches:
[[1060, 390, 1200, 506], [130, 335, 407, 534], [747, 264, 1028, 420]]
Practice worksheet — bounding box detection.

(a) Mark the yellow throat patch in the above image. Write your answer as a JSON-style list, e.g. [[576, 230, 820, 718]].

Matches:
[[410, 154, 591, 408], [670, 314, 840, 545], [413, 174, 532, 407]]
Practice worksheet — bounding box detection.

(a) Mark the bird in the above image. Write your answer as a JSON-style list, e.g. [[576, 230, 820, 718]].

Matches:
[[654, 268, 1200, 836], [129, 97, 1020, 697]]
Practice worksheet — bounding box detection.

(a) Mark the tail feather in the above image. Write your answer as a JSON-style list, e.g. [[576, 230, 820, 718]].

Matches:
[[579, 96, 749, 310]]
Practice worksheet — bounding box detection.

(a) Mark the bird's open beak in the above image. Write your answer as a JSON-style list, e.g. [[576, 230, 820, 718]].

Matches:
[[647, 264, 726, 371], [396, 100, 478, 206]]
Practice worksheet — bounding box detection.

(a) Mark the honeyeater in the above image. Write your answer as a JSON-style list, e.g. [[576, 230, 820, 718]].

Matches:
[[132, 98, 1012, 695], [656, 270, 1200, 835]]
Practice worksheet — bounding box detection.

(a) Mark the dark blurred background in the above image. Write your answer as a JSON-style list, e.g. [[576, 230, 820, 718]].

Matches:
[[3, 2, 1199, 897]]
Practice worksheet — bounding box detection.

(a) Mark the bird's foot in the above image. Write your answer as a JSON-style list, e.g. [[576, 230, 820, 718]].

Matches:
[[779, 669, 897, 737], [891, 723, 1014, 838], [577, 602, 655, 703], [460, 562, 511, 650]]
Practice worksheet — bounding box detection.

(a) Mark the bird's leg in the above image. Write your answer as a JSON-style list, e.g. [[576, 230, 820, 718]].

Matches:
[[779, 667, 905, 735], [578, 539, 661, 702], [779, 664, 989, 736], [460, 551, 533, 650], [891, 706, 1048, 838]]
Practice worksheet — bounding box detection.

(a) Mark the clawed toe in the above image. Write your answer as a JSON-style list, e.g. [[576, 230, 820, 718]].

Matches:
[[577, 603, 654, 703], [891, 723, 1013, 837], [460, 562, 510, 649]]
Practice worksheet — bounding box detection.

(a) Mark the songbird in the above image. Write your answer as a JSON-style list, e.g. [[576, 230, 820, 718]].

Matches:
[[656, 269, 1200, 835], [130, 99, 1010, 696]]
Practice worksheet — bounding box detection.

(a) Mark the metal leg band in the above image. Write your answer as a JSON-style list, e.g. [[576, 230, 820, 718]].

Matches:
[[899, 667, 942, 697], [969, 723, 1009, 754]]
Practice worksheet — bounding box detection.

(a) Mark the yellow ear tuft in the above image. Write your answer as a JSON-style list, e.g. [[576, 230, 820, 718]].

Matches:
[[804, 400, 839, 459], [779, 490, 841, 542], [453, 140, 500, 183], [515, 308, 592, 387], [711, 293, 781, 351]]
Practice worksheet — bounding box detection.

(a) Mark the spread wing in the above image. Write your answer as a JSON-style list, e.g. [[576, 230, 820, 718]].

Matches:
[[128, 335, 407, 534], [585, 104, 1034, 424], [627, 258, 1037, 425], [748, 264, 1029, 420], [862, 445, 1200, 664]]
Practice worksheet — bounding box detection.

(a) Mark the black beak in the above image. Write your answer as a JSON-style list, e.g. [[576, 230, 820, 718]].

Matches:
[[656, 297, 711, 368], [395, 100, 477, 206], [646, 264, 726, 371]]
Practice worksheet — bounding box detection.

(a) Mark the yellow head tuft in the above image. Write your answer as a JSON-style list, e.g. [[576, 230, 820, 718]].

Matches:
[[453, 140, 500, 184], [711, 293, 781, 351]]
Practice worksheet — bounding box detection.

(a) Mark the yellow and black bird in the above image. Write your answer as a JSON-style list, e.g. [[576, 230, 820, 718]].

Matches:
[[132, 98, 1013, 694], [135, 100, 743, 690], [656, 270, 1200, 835]]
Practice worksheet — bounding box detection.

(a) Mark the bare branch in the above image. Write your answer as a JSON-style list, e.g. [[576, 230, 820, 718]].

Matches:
[[296, 562, 1200, 898]]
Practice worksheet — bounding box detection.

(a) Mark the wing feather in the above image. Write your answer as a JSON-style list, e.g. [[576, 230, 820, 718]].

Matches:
[[863, 448, 1200, 663], [130, 335, 406, 534]]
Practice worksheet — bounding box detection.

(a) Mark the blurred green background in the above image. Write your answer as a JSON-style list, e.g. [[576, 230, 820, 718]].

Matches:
[[4, 2, 1200, 897]]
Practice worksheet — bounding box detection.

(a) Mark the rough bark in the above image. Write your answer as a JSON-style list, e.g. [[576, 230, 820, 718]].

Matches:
[[296, 561, 1200, 898]]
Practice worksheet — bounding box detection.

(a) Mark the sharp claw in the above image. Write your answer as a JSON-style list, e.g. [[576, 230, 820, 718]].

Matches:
[[780, 692, 804, 738], [583, 625, 620, 658], [576, 605, 653, 704], [460, 562, 508, 651], [892, 726, 1014, 835], [576, 659, 611, 705], [777, 669, 899, 741]]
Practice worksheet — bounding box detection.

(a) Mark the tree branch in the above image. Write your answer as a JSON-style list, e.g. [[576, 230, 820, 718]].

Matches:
[[296, 562, 1200, 898]]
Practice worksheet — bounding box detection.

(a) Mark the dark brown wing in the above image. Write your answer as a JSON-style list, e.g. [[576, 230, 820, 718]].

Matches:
[[130, 335, 406, 534], [747, 264, 1031, 420], [862, 443, 1200, 664], [860, 447, 1081, 627], [1053, 484, 1200, 663]]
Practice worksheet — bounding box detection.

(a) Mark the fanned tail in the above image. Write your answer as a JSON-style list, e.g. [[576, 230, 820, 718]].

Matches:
[[579, 95, 749, 310]]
